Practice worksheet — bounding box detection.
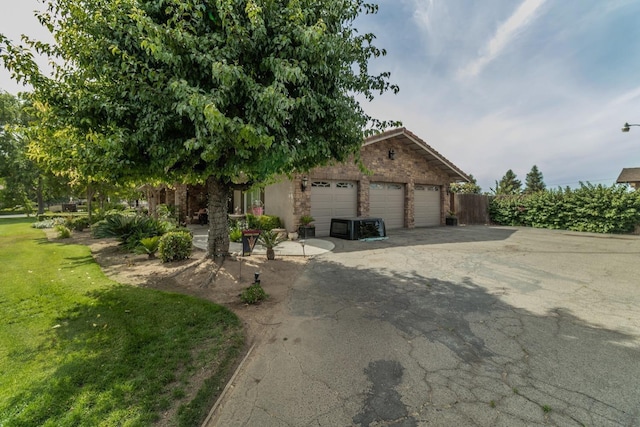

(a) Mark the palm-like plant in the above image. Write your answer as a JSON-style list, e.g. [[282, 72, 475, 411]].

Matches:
[[135, 236, 161, 259], [257, 230, 286, 260]]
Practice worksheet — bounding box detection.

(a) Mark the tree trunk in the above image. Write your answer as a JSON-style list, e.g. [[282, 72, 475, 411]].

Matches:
[[207, 176, 230, 261], [86, 184, 95, 221], [36, 176, 44, 215]]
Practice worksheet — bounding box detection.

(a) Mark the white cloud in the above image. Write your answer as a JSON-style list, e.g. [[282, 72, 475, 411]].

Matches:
[[458, 0, 547, 79]]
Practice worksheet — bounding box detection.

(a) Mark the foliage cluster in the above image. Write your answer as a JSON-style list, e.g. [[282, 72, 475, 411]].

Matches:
[[31, 217, 67, 229], [240, 283, 268, 305], [135, 236, 161, 258], [92, 213, 170, 250], [257, 229, 286, 249], [54, 224, 72, 238], [490, 183, 640, 233], [158, 231, 193, 263], [229, 214, 282, 242]]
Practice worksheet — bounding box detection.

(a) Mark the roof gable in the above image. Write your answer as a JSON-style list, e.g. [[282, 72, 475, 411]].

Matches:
[[616, 167, 640, 184], [363, 128, 471, 182]]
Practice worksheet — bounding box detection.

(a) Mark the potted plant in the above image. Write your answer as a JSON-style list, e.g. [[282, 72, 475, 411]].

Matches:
[[298, 215, 316, 238], [258, 229, 286, 260], [445, 210, 458, 226]]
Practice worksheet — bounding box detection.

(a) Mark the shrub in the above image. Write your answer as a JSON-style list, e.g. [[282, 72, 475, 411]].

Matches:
[[258, 215, 282, 231], [245, 213, 260, 230], [32, 217, 66, 229], [158, 231, 193, 262], [54, 225, 72, 239], [135, 236, 161, 259], [65, 216, 91, 231], [229, 227, 243, 243], [490, 184, 640, 233], [92, 213, 167, 250], [240, 283, 268, 304]]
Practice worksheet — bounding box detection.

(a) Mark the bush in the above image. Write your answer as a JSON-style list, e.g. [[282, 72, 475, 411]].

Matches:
[[54, 225, 72, 239], [32, 217, 66, 229], [490, 184, 640, 233], [135, 236, 161, 259], [258, 215, 282, 231], [92, 213, 168, 250], [229, 227, 243, 243], [158, 231, 193, 262], [240, 283, 268, 304], [245, 213, 260, 230], [65, 216, 91, 231]]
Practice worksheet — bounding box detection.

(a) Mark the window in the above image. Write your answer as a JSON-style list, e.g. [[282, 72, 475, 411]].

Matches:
[[311, 181, 330, 188]]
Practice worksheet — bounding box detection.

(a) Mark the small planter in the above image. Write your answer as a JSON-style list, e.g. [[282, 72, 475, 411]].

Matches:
[[445, 217, 458, 226], [298, 225, 315, 239]]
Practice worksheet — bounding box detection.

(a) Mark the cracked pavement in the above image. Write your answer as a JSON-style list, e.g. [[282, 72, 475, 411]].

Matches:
[[208, 226, 640, 426]]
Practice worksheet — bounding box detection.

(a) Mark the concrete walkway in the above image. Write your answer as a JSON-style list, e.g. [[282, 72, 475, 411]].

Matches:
[[189, 225, 335, 256]]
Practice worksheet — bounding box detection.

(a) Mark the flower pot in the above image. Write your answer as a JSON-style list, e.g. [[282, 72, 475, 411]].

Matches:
[[446, 217, 458, 226], [298, 225, 315, 239]]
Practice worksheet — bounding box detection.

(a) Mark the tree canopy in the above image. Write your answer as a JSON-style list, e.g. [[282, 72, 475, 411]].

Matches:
[[524, 164, 546, 194], [1, 0, 399, 256], [493, 169, 522, 195]]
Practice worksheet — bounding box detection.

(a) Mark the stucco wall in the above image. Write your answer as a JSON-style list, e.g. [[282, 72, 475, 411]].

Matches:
[[264, 178, 296, 232]]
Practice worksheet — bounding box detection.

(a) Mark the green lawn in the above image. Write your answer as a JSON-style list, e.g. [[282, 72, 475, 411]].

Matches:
[[0, 218, 244, 426]]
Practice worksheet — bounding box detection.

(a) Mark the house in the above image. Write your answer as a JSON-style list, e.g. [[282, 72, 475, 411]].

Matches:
[[168, 127, 471, 235], [265, 127, 471, 236], [616, 167, 640, 189]]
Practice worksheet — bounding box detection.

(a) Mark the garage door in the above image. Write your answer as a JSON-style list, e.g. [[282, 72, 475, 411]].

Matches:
[[369, 183, 404, 229], [414, 185, 441, 227], [310, 181, 357, 236]]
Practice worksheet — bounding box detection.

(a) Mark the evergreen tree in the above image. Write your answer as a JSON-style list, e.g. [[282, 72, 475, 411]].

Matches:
[[493, 169, 522, 195], [524, 165, 546, 193]]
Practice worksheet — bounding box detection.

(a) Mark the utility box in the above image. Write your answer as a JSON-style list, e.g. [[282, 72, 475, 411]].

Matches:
[[330, 217, 386, 240]]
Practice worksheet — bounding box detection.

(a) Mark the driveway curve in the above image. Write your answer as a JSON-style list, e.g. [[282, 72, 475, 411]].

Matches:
[[208, 226, 640, 426]]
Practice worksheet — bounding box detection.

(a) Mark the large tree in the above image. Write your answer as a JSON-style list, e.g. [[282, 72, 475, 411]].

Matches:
[[524, 164, 546, 194], [1, 0, 398, 258]]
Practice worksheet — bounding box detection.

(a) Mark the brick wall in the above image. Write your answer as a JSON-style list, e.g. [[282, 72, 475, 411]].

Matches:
[[304, 137, 452, 228]]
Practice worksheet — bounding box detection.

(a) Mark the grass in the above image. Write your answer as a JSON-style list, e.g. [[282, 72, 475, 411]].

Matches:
[[0, 218, 244, 426]]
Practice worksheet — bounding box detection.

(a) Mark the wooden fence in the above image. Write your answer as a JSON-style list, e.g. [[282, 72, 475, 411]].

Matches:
[[453, 194, 492, 225]]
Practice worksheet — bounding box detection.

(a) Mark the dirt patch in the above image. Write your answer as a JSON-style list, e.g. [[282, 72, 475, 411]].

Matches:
[[49, 230, 308, 344]]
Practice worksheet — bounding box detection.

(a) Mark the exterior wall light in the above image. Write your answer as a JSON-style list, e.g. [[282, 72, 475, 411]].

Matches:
[[388, 149, 396, 160], [301, 176, 308, 191]]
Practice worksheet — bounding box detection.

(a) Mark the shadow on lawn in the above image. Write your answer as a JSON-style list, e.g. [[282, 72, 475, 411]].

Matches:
[[2, 285, 243, 427]]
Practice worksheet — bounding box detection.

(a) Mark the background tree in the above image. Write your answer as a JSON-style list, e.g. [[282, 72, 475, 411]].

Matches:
[[493, 169, 522, 195], [0, 91, 48, 214], [524, 164, 546, 194], [1, 0, 399, 258], [449, 174, 481, 194]]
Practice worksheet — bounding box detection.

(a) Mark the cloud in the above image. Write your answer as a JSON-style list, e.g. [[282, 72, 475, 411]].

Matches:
[[457, 0, 547, 79]]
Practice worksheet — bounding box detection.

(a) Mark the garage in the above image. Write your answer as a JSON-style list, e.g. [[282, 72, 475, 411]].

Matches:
[[414, 185, 441, 227], [369, 182, 404, 229], [310, 181, 357, 236]]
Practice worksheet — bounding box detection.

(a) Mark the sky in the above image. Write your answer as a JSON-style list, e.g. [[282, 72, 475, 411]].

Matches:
[[2, 0, 640, 192]]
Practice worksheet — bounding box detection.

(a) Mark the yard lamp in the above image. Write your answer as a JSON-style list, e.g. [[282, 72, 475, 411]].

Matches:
[[621, 122, 640, 132]]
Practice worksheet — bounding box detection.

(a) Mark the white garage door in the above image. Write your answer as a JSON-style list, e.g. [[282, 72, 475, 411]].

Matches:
[[310, 181, 357, 236], [414, 185, 441, 227], [369, 183, 404, 230]]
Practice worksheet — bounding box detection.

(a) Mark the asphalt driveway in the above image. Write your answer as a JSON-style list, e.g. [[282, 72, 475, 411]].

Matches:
[[208, 226, 640, 426]]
